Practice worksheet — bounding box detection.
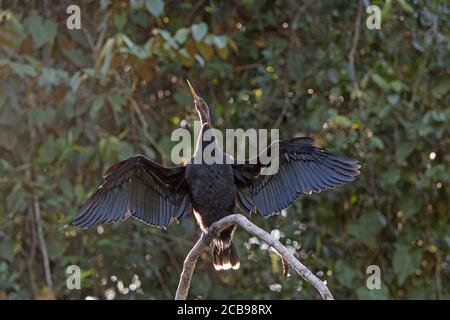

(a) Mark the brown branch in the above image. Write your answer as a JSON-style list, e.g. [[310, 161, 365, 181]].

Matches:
[[281, 254, 291, 278], [83, 9, 111, 69], [234, 62, 262, 72], [187, 0, 207, 25], [33, 196, 53, 293], [348, 0, 362, 69], [175, 214, 334, 300], [348, 0, 363, 107], [24, 174, 39, 296]]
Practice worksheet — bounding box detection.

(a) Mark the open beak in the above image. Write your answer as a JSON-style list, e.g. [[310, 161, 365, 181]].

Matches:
[[186, 79, 201, 105]]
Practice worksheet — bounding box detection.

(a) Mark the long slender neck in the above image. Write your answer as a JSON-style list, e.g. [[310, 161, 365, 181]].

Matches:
[[192, 109, 217, 162], [198, 108, 210, 127]]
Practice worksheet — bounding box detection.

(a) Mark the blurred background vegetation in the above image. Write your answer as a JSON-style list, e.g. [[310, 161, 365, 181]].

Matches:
[[0, 0, 449, 300]]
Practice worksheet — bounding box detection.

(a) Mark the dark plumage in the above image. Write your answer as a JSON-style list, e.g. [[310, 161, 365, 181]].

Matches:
[[73, 80, 360, 271]]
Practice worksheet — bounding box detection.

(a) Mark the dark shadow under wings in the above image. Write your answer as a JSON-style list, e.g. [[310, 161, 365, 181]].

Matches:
[[233, 137, 361, 217], [73, 155, 190, 229]]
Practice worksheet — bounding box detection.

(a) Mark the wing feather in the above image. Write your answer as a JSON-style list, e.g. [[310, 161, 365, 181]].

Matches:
[[74, 155, 190, 229], [233, 137, 360, 217]]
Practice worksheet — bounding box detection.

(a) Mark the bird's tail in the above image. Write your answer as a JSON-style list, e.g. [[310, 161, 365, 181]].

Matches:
[[212, 241, 240, 271]]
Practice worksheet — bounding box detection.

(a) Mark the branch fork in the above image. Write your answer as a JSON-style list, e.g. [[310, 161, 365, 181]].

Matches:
[[175, 214, 334, 300]]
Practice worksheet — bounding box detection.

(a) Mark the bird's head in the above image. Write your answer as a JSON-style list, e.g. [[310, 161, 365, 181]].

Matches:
[[186, 79, 210, 124]]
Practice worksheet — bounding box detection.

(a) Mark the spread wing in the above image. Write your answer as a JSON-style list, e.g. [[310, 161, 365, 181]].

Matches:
[[73, 155, 190, 229], [233, 137, 360, 217]]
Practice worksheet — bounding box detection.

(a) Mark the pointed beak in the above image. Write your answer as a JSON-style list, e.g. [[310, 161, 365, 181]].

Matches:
[[186, 79, 201, 105]]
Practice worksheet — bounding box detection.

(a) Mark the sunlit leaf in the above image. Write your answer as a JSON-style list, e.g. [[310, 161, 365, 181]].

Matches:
[[212, 35, 227, 49], [174, 28, 190, 44], [191, 22, 208, 42], [145, 0, 164, 17]]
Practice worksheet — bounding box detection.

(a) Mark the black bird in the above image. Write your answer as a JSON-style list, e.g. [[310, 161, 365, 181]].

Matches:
[[74, 80, 360, 271]]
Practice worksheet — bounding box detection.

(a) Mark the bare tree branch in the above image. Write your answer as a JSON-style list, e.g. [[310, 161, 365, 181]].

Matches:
[[130, 98, 168, 166], [33, 196, 53, 293], [348, 0, 363, 107], [175, 214, 334, 300]]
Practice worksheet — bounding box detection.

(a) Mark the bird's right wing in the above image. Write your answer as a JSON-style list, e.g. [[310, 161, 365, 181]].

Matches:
[[233, 137, 360, 217], [73, 155, 191, 229]]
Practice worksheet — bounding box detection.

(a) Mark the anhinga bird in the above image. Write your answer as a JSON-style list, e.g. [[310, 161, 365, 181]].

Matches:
[[74, 80, 360, 271]]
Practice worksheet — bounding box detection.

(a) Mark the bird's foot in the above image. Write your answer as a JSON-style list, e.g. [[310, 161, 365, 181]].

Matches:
[[202, 224, 220, 246]]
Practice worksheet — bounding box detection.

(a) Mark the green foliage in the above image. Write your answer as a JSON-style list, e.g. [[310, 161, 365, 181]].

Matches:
[[0, 0, 448, 300], [393, 246, 422, 285], [145, 0, 165, 17]]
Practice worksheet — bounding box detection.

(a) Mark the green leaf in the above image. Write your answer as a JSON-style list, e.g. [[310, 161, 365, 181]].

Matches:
[[106, 93, 127, 111], [395, 143, 414, 165], [191, 22, 208, 42], [0, 127, 18, 151], [130, 10, 149, 27], [328, 69, 339, 84], [99, 38, 115, 74], [37, 136, 58, 164], [145, 0, 164, 17], [387, 94, 399, 106], [334, 115, 352, 128], [356, 283, 390, 299], [372, 74, 389, 89], [0, 239, 14, 262], [195, 54, 205, 67], [159, 30, 178, 49], [24, 13, 57, 48], [114, 10, 127, 31], [393, 246, 422, 285], [0, 93, 6, 108], [62, 48, 91, 68], [39, 67, 68, 86], [118, 141, 134, 159], [418, 124, 432, 137], [203, 34, 214, 45], [27, 107, 56, 125], [348, 211, 387, 246], [390, 80, 404, 93], [9, 62, 37, 77], [370, 136, 384, 150], [47, 235, 69, 260], [334, 261, 357, 287], [174, 28, 190, 44], [90, 95, 105, 118], [430, 110, 446, 122], [433, 77, 450, 96], [398, 0, 414, 13], [178, 48, 190, 58], [212, 35, 228, 49], [398, 196, 422, 219], [381, 168, 401, 186]]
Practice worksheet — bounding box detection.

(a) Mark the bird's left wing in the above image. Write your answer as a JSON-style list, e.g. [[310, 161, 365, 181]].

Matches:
[[233, 137, 360, 217], [73, 155, 191, 229]]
